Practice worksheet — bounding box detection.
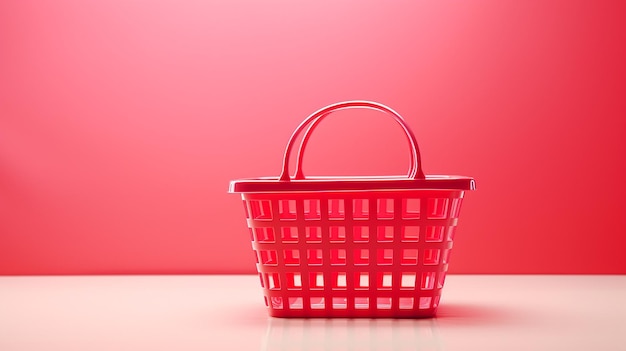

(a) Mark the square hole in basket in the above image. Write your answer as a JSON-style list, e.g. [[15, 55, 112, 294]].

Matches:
[[377, 249, 394, 265], [309, 272, 324, 290], [377, 297, 392, 309], [425, 226, 445, 242], [285, 272, 302, 290], [328, 199, 345, 220], [421, 272, 436, 290], [332, 297, 347, 309], [270, 296, 283, 309], [449, 197, 463, 218], [288, 297, 303, 309], [402, 198, 421, 219], [332, 272, 347, 290], [355, 272, 369, 290], [354, 249, 369, 266], [399, 297, 414, 309], [253, 249, 259, 264], [255, 227, 275, 243], [248, 228, 255, 242], [377, 226, 394, 242], [427, 198, 450, 219], [353, 226, 369, 243], [305, 227, 322, 243], [423, 249, 441, 265], [283, 249, 300, 266], [401, 272, 416, 289], [401, 249, 418, 265], [310, 297, 325, 309], [267, 273, 281, 290], [258, 273, 264, 288], [307, 249, 323, 266], [354, 297, 369, 309], [329, 226, 346, 243], [352, 199, 369, 219], [401, 226, 420, 242], [304, 199, 321, 220], [377, 272, 393, 290], [377, 199, 394, 219], [419, 296, 433, 309], [259, 250, 278, 266], [281, 227, 299, 243], [278, 200, 297, 220], [330, 249, 347, 265], [249, 200, 273, 220]]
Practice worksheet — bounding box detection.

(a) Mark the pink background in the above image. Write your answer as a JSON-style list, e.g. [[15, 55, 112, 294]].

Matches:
[[1, 0, 625, 275]]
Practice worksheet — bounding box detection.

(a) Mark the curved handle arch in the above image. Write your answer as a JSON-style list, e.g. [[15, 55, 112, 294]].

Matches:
[[279, 101, 425, 181]]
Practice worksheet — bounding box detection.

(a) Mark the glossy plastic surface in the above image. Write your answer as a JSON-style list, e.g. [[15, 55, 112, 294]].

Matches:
[[231, 101, 474, 317], [244, 190, 464, 318]]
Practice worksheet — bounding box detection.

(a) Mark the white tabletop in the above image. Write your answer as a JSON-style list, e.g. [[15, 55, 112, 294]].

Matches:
[[1, 275, 624, 350]]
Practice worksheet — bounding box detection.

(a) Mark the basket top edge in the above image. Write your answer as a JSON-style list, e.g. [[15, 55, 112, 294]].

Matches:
[[229, 175, 476, 193]]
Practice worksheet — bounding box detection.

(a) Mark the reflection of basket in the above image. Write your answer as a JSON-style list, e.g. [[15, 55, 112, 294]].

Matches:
[[262, 318, 442, 351], [230, 101, 475, 318]]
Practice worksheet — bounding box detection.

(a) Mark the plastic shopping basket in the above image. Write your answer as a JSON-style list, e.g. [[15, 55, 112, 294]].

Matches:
[[229, 100, 475, 318]]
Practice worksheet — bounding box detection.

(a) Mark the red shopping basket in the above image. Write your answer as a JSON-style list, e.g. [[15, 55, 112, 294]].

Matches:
[[229, 101, 475, 318]]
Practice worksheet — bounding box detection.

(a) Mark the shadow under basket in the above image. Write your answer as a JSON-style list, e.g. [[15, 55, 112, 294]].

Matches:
[[230, 101, 475, 318]]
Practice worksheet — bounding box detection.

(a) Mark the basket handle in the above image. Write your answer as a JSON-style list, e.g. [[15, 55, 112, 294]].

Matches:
[[279, 100, 425, 181]]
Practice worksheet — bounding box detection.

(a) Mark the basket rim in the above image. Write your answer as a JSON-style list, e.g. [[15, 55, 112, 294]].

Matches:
[[229, 175, 475, 193]]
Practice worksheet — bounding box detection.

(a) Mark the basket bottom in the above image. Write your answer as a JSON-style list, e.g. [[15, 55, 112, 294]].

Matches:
[[261, 292, 442, 318], [267, 307, 438, 319]]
